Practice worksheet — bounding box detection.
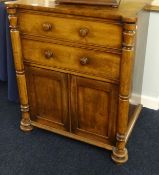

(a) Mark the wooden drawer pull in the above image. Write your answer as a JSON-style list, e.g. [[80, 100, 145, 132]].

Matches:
[[80, 57, 89, 65], [79, 28, 89, 37], [44, 50, 54, 59], [42, 23, 52, 31]]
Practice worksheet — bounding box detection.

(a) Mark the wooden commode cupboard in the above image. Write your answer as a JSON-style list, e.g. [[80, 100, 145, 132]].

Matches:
[[6, 0, 151, 164]]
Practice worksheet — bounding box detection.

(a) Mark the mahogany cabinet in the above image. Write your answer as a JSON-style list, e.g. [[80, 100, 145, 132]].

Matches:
[[6, 0, 151, 164]]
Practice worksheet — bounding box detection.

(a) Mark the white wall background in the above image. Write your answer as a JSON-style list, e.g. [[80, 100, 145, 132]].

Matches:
[[139, 12, 159, 110]]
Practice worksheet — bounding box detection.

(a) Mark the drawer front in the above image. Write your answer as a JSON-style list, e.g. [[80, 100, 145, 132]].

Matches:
[[22, 39, 120, 81], [19, 12, 122, 49]]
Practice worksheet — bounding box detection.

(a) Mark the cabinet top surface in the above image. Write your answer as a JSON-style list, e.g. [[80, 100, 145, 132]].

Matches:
[[6, 0, 152, 22]]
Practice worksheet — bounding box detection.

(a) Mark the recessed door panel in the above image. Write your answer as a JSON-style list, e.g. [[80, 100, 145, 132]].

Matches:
[[25, 66, 69, 131], [70, 76, 118, 143]]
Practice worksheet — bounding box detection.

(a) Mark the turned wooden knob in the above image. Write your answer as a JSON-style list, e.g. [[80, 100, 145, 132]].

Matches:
[[79, 28, 89, 37], [44, 50, 54, 59], [42, 23, 52, 31], [80, 57, 89, 65]]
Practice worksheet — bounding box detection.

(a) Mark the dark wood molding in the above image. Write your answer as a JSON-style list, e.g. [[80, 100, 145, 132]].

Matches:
[[55, 0, 121, 7]]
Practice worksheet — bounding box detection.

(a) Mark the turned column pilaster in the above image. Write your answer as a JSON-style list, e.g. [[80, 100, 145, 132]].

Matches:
[[112, 22, 136, 164], [7, 5, 33, 132]]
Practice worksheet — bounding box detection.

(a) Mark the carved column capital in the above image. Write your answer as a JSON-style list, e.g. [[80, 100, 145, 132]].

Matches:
[[122, 23, 136, 50], [7, 6, 18, 31]]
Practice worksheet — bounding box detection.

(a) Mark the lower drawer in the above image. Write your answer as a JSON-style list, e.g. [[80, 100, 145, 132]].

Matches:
[[22, 39, 120, 81]]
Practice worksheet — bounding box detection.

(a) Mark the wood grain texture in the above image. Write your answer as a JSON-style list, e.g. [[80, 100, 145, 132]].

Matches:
[[6, 0, 152, 22], [31, 121, 114, 150], [70, 76, 118, 144], [18, 11, 122, 50], [6, 0, 148, 164], [25, 66, 70, 131], [21, 39, 121, 81], [112, 22, 136, 164], [7, 7, 33, 132]]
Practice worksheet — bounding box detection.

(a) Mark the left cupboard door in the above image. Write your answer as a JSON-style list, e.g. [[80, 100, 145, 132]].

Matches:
[[25, 65, 70, 131]]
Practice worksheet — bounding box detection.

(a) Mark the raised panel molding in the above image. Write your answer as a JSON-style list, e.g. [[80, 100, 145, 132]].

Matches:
[[70, 76, 118, 143], [25, 66, 70, 131]]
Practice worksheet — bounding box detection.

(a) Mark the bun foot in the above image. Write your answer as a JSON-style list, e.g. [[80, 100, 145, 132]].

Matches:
[[111, 147, 128, 164], [20, 118, 33, 132]]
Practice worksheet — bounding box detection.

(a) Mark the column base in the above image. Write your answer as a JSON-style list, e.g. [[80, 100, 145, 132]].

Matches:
[[20, 118, 33, 132], [111, 147, 128, 164]]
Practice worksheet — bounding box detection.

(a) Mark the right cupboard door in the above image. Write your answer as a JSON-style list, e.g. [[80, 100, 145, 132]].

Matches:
[[70, 76, 118, 144]]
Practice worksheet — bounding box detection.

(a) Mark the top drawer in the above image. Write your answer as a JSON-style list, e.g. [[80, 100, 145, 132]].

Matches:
[[18, 12, 122, 49]]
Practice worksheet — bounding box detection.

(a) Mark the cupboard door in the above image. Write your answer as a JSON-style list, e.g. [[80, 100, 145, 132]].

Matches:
[[25, 66, 70, 131], [70, 76, 118, 144]]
